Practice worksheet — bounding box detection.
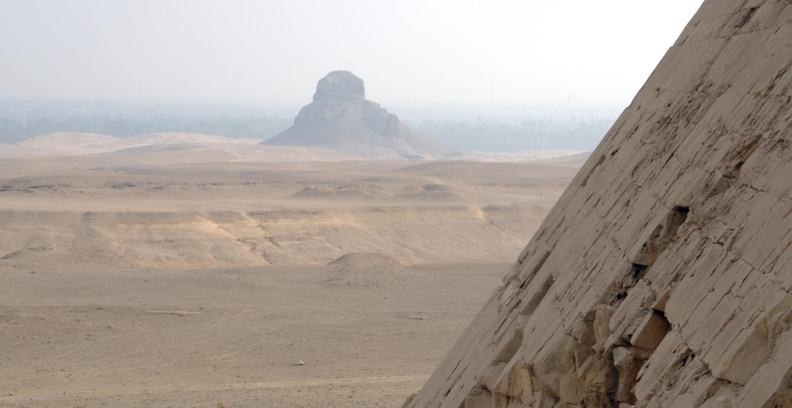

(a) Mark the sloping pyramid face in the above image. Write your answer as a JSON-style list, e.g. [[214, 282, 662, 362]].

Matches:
[[263, 71, 452, 159], [406, 1, 792, 407]]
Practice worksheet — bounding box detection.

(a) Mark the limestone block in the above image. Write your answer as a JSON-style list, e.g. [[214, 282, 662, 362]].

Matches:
[[606, 280, 656, 349], [593, 304, 616, 352], [576, 353, 617, 408], [493, 362, 533, 403], [631, 311, 670, 352], [530, 333, 582, 404], [738, 330, 792, 407]]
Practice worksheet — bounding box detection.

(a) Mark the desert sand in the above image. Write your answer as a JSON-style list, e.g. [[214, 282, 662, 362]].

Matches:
[[0, 134, 584, 407]]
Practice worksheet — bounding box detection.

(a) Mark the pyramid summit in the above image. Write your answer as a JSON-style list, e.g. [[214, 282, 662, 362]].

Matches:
[[405, 0, 792, 407], [262, 71, 452, 159], [312, 70, 365, 101]]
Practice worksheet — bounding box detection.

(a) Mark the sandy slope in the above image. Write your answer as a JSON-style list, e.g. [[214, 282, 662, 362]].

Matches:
[[16, 132, 122, 154], [9, 132, 361, 161]]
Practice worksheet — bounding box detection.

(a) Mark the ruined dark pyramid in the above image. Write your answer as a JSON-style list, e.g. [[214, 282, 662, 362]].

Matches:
[[404, 1, 792, 407], [262, 71, 452, 159]]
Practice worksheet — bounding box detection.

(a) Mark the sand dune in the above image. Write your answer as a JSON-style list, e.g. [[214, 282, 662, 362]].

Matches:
[[324, 252, 409, 288], [9, 131, 590, 164], [11, 132, 304, 159], [16, 132, 122, 155], [0, 143, 50, 157], [120, 132, 260, 146]]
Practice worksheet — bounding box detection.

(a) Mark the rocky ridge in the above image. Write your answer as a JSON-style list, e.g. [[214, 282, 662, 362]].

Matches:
[[405, 1, 792, 407], [262, 71, 452, 159]]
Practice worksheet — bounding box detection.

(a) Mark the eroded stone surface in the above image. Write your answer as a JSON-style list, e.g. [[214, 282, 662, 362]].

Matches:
[[406, 1, 792, 407]]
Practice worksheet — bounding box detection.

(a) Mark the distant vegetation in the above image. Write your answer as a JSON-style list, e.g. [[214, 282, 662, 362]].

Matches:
[[0, 99, 296, 143], [0, 99, 613, 151], [409, 117, 613, 152], [0, 114, 293, 143]]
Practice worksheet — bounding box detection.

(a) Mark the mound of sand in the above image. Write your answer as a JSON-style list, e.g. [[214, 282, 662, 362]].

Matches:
[[16, 132, 122, 155], [87, 144, 364, 167], [120, 133, 259, 146], [0, 144, 49, 157], [13, 132, 267, 159], [324, 252, 409, 288]]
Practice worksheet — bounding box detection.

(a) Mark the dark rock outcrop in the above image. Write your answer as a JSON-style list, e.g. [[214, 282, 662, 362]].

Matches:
[[262, 71, 452, 159]]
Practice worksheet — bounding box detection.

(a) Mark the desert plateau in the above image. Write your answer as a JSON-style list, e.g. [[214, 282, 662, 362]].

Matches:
[[0, 133, 585, 407]]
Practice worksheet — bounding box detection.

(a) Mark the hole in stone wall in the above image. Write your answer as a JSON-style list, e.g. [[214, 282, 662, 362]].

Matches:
[[631, 264, 649, 282], [612, 291, 629, 307], [667, 206, 689, 238]]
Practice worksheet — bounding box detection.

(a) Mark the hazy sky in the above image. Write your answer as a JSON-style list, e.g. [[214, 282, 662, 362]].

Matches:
[[1, 0, 703, 113]]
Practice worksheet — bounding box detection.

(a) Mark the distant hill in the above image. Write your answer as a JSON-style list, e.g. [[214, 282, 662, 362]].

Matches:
[[2, 132, 361, 162], [17, 132, 121, 155]]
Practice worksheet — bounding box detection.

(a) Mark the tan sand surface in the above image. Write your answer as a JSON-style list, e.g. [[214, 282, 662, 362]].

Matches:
[[0, 140, 583, 406], [0, 262, 505, 407]]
